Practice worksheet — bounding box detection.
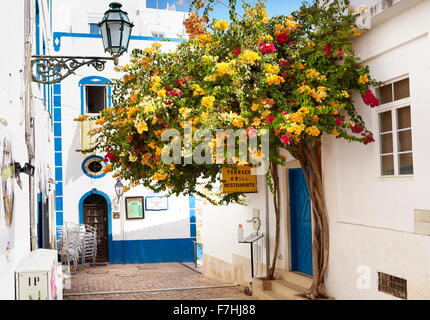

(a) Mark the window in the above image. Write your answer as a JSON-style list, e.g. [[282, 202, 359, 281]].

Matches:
[[378, 78, 413, 176], [378, 272, 407, 299], [89, 23, 100, 34], [85, 85, 107, 114]]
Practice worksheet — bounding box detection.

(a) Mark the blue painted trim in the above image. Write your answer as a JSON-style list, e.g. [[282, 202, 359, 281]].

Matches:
[[37, 193, 42, 248], [54, 137, 62, 152], [54, 152, 62, 167], [56, 211, 63, 226], [54, 122, 62, 137], [79, 76, 112, 115], [144, 196, 169, 211], [55, 196, 63, 211], [54, 84, 61, 95], [53, 82, 63, 227], [53, 32, 186, 51], [188, 195, 197, 239], [110, 238, 194, 264], [56, 183, 63, 196], [81, 155, 107, 179], [79, 189, 113, 263], [35, 1, 40, 56]]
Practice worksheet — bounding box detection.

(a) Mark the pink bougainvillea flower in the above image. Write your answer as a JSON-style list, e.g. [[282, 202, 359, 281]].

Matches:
[[283, 111, 289, 115], [362, 132, 375, 145], [176, 76, 192, 87], [104, 153, 117, 162], [281, 135, 291, 145], [259, 41, 276, 54], [362, 90, 380, 108], [265, 116, 275, 123], [233, 48, 242, 55], [336, 117, 343, 126], [166, 88, 183, 97], [335, 48, 343, 57], [275, 33, 291, 45], [351, 123, 364, 134], [323, 44, 332, 55], [279, 59, 291, 68]]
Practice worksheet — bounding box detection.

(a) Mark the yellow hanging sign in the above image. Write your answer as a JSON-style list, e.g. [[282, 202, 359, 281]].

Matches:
[[222, 166, 257, 194]]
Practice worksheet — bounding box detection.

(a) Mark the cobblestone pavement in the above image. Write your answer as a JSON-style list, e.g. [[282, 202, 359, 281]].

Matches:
[[63, 263, 254, 300]]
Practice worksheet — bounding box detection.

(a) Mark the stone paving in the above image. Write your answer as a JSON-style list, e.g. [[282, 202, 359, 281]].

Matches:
[[63, 262, 254, 300]]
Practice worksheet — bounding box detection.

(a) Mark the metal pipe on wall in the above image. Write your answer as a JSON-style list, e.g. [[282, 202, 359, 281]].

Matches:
[[24, 0, 37, 250]]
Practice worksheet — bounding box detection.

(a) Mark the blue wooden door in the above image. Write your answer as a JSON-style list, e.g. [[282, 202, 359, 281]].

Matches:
[[289, 168, 313, 275]]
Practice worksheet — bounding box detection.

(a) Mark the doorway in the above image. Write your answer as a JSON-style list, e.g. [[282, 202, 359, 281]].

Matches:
[[83, 194, 109, 262], [289, 168, 313, 276]]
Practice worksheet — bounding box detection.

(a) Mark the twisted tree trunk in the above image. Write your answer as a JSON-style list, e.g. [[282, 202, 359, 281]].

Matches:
[[268, 161, 281, 280], [290, 141, 329, 299]]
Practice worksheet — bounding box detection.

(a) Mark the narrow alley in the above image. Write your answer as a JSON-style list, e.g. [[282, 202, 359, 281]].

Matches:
[[63, 263, 254, 300]]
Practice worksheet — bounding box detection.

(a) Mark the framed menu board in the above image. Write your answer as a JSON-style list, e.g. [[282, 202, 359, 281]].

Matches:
[[125, 197, 144, 219], [145, 196, 168, 211]]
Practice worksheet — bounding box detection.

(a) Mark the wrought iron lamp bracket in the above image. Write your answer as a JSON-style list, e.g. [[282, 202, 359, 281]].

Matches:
[[31, 55, 119, 84]]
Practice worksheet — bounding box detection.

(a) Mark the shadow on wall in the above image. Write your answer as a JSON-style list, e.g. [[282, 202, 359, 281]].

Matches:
[[65, 125, 84, 184]]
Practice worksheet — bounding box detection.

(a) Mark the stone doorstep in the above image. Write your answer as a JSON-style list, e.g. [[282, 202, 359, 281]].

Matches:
[[251, 275, 310, 300], [252, 276, 335, 300]]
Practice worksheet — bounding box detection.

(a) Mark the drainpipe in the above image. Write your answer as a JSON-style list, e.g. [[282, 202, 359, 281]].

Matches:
[[24, 0, 37, 251], [264, 178, 270, 277]]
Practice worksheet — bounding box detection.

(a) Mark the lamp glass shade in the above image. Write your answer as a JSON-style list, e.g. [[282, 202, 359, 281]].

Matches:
[[114, 179, 124, 198], [99, 2, 134, 57]]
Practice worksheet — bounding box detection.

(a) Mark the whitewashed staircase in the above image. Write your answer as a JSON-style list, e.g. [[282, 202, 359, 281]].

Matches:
[[252, 272, 313, 300]]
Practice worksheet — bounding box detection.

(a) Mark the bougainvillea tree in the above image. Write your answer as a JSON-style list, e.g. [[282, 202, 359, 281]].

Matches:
[[77, 0, 379, 298]]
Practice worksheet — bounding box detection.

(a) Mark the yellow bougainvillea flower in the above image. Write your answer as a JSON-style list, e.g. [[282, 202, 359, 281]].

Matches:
[[306, 69, 321, 79], [191, 84, 206, 96], [340, 90, 350, 98], [287, 124, 305, 135], [157, 89, 166, 97], [204, 74, 218, 82], [74, 114, 90, 122], [251, 103, 260, 111], [289, 112, 304, 124], [214, 20, 229, 31], [264, 64, 280, 74], [201, 96, 216, 108], [135, 120, 148, 134], [332, 129, 341, 137], [95, 118, 107, 126], [306, 126, 321, 136], [267, 75, 285, 85], [239, 50, 261, 65], [129, 155, 138, 162], [358, 74, 369, 84], [102, 164, 112, 173]]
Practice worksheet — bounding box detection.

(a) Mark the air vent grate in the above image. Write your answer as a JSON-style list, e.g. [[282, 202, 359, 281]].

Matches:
[[378, 272, 407, 299]]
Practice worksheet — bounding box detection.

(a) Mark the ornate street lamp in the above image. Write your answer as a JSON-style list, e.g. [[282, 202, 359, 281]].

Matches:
[[99, 2, 134, 57], [32, 2, 134, 84], [114, 178, 124, 199]]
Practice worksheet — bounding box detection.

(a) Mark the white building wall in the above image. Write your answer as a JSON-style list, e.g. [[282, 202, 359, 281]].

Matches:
[[52, 1, 193, 263], [324, 0, 430, 299], [0, 0, 55, 299]]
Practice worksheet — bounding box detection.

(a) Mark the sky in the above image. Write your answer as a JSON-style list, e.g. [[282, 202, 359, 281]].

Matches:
[[146, 0, 307, 20]]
